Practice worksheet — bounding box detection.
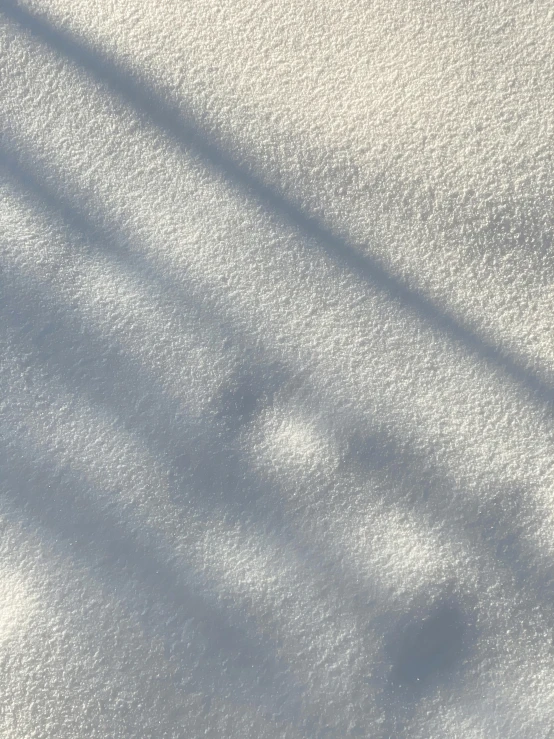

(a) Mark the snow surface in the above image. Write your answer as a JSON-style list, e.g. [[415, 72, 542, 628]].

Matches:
[[1, 0, 553, 736]]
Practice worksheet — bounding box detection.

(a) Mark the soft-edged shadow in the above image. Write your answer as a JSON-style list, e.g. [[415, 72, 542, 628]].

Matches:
[[3, 166, 553, 735], [4, 140, 552, 619], [2, 183, 553, 735], [388, 599, 470, 694], [0, 264, 286, 528], [0, 428, 305, 729], [379, 596, 475, 738], [346, 423, 554, 607], [1, 0, 553, 415], [2, 12, 554, 731]]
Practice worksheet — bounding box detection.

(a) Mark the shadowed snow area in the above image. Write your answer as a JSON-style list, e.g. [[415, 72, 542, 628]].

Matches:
[[1, 0, 553, 736]]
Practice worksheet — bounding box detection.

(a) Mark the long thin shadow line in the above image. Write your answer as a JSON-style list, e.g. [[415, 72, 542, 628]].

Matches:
[[0, 143, 195, 307], [3, 122, 554, 727], [2, 0, 553, 412], [0, 145, 377, 586], [3, 154, 551, 622]]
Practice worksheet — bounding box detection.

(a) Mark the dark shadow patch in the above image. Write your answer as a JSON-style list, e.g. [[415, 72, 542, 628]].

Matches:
[[346, 429, 399, 474], [345, 427, 436, 509], [213, 368, 281, 430], [388, 599, 470, 697]]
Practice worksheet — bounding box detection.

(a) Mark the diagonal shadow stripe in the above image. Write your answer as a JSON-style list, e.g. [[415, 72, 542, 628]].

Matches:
[[3, 125, 554, 735], [0, 431, 304, 726], [1, 0, 553, 414], [1, 158, 549, 617], [3, 133, 554, 635], [0, 142, 195, 308]]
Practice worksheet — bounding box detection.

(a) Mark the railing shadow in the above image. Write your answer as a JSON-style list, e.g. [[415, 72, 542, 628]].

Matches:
[[1, 0, 553, 415], [0, 431, 305, 730], [0, 263, 391, 736], [2, 189, 552, 737], [2, 138, 554, 735], [5, 141, 550, 615], [2, 4, 554, 736]]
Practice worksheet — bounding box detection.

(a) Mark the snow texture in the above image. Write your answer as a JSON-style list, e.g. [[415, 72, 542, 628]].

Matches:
[[1, 0, 553, 736]]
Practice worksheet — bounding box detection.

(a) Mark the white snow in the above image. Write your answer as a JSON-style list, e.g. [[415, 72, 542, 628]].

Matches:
[[1, 0, 553, 736]]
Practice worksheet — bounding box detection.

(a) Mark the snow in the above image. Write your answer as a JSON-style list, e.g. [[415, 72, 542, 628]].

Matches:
[[1, 0, 553, 736]]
